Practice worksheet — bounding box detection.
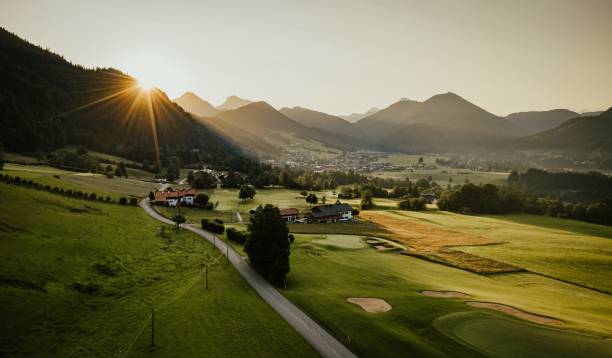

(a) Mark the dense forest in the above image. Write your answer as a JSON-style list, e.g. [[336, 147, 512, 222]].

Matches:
[[0, 28, 257, 172], [508, 169, 612, 202]]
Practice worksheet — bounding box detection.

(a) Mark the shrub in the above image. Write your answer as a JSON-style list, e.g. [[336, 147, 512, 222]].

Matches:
[[201, 218, 225, 234], [129, 197, 138, 206], [214, 218, 224, 224], [398, 198, 427, 211], [226, 227, 248, 244], [89, 193, 97, 200], [119, 197, 128, 205]]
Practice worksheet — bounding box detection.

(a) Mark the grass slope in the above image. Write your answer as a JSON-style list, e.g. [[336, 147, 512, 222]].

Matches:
[[283, 234, 612, 357], [387, 211, 612, 293], [0, 183, 316, 357]]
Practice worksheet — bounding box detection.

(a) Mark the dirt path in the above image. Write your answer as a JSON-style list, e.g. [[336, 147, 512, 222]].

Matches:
[[140, 199, 355, 358]]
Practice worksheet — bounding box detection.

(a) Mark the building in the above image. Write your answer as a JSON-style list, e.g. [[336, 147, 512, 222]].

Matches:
[[307, 203, 353, 223], [279, 208, 299, 223], [419, 192, 437, 203], [154, 188, 196, 207]]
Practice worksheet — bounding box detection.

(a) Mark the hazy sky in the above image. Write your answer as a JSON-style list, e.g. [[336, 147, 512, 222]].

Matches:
[[2, 0, 611, 116]]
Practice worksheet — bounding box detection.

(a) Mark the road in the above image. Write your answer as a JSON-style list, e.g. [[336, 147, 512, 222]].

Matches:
[[139, 199, 356, 358]]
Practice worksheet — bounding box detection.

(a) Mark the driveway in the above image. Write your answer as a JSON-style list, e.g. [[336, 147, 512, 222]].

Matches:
[[140, 199, 356, 358]]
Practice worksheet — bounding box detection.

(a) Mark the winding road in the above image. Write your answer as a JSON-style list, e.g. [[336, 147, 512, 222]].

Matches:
[[140, 199, 356, 358]]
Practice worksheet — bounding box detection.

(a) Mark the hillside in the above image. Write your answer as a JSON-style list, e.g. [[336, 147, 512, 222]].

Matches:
[[280, 106, 366, 140], [197, 102, 363, 157], [506, 109, 580, 134], [515, 108, 612, 158], [0, 28, 249, 169], [174, 91, 219, 117], [339, 107, 380, 123], [356, 93, 526, 151], [217, 95, 252, 111]]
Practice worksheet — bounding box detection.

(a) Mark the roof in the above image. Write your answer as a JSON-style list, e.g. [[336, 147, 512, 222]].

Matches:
[[154, 188, 197, 201], [309, 203, 353, 218], [279, 208, 299, 216]]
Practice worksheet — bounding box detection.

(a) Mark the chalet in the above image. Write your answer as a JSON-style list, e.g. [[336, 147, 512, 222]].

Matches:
[[307, 203, 353, 223], [153, 188, 196, 207], [279, 208, 299, 223]]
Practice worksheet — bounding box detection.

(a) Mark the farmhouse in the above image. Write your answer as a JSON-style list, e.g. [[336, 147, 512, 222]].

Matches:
[[307, 202, 353, 223], [154, 188, 196, 206], [279, 208, 299, 223]]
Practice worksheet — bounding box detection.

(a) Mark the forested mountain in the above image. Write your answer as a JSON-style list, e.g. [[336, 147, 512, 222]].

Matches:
[[506, 109, 580, 134], [356, 93, 526, 151], [279, 106, 366, 140], [0, 28, 252, 170], [217, 95, 252, 111], [514, 108, 612, 158], [174, 91, 219, 117], [196, 101, 363, 157]]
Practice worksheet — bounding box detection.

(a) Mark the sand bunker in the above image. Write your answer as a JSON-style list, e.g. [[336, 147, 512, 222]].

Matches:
[[312, 235, 366, 249], [467, 302, 563, 326], [347, 298, 392, 313], [421, 290, 470, 298]]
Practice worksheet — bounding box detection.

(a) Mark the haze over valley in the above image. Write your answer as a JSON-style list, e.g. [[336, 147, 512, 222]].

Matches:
[[1, 1, 611, 357]]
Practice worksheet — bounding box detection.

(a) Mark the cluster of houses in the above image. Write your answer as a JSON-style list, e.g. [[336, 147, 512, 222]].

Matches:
[[278, 201, 355, 224], [152, 188, 356, 224]]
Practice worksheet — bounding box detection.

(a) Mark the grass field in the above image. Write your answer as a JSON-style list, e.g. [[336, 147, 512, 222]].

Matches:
[[372, 153, 509, 185], [3, 163, 157, 198], [283, 233, 612, 357], [0, 183, 316, 357], [382, 210, 612, 293]]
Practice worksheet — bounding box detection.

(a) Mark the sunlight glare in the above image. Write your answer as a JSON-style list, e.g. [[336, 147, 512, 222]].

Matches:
[[137, 76, 156, 91]]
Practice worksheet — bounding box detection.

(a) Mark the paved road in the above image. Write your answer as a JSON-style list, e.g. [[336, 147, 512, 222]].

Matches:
[[140, 200, 356, 358], [236, 211, 244, 223]]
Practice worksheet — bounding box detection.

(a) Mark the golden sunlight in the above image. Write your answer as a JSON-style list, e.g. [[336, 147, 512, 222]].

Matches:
[[137, 76, 156, 91]]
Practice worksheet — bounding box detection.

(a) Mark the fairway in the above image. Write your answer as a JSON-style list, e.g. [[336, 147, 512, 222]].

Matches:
[[282, 233, 612, 357], [0, 183, 316, 357], [386, 210, 612, 293]]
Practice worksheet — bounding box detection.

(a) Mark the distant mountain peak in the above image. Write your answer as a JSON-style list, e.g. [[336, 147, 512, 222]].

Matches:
[[174, 91, 218, 117], [217, 95, 252, 111]]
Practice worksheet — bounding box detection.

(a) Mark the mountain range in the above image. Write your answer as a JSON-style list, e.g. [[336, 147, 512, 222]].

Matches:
[[0, 28, 250, 169], [2, 27, 609, 163], [339, 107, 380, 123]]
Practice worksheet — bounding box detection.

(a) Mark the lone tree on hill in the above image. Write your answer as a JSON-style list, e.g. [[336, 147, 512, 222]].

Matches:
[[238, 185, 256, 201], [244, 205, 290, 287]]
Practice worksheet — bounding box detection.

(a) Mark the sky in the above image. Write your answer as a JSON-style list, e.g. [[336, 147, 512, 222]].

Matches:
[[1, 0, 611, 116]]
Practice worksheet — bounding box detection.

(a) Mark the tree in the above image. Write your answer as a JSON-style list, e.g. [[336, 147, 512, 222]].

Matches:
[[119, 197, 127, 205], [165, 156, 181, 181], [305, 193, 318, 206], [194, 193, 210, 207], [244, 205, 290, 287], [192, 171, 216, 189], [238, 185, 256, 201], [129, 197, 138, 206], [148, 191, 155, 201], [360, 189, 374, 210], [172, 214, 185, 230]]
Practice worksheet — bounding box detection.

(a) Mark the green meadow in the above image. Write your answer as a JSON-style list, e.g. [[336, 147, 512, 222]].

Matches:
[[283, 233, 612, 357], [2, 163, 157, 198], [386, 210, 612, 293], [0, 183, 316, 357]]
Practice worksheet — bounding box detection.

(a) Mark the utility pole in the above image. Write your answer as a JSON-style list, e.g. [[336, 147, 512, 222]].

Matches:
[[151, 308, 155, 347]]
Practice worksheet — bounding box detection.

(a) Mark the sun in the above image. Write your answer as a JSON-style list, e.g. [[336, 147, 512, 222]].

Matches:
[[136, 76, 156, 91]]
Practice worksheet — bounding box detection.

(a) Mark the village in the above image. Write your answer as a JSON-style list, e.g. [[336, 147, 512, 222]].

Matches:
[[151, 187, 357, 224]]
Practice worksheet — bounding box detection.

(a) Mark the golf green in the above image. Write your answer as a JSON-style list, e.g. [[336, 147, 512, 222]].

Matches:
[[435, 311, 612, 358]]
